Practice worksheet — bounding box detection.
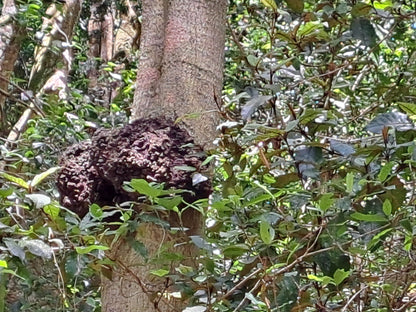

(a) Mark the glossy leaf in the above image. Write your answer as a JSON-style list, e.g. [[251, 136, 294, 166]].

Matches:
[[366, 112, 414, 133], [260, 220, 275, 244]]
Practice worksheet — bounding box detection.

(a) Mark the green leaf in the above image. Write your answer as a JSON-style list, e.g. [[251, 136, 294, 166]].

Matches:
[[223, 244, 250, 258], [319, 193, 334, 212], [247, 55, 258, 67], [75, 245, 109, 254], [398, 102, 416, 118], [29, 166, 60, 189], [368, 228, 392, 250], [366, 112, 413, 133], [382, 199, 392, 216], [129, 179, 162, 198], [21, 239, 53, 259], [333, 269, 350, 286], [0, 260, 7, 268], [127, 237, 148, 260], [260, 220, 275, 244], [260, 0, 277, 10], [285, 0, 304, 13], [149, 268, 170, 277], [373, 0, 392, 9], [89, 203, 103, 218], [351, 18, 378, 48], [378, 162, 393, 182], [351, 212, 387, 222], [351, 3, 372, 17], [346, 172, 354, 193], [1, 172, 29, 189], [156, 196, 183, 210], [404, 235, 412, 251], [43, 204, 60, 218], [0, 188, 13, 198], [307, 274, 334, 286]]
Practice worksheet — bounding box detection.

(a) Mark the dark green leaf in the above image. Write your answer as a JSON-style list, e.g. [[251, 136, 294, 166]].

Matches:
[[351, 18, 378, 48], [351, 212, 387, 222], [285, 0, 304, 13], [366, 112, 413, 133], [223, 244, 250, 258]]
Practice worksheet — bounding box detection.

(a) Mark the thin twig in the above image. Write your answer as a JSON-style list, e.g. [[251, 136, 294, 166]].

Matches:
[[341, 285, 368, 312]]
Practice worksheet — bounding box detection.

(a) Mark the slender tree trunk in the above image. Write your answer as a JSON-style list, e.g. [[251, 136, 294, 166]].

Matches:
[[87, 0, 114, 107], [7, 0, 81, 142], [0, 0, 23, 135], [100, 0, 227, 311]]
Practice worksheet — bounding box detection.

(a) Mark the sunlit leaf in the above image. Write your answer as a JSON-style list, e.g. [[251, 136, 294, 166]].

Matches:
[[43, 204, 60, 218], [398, 102, 416, 118], [333, 269, 350, 286], [382, 199, 392, 216], [260, 0, 277, 10], [373, 0, 393, 9], [378, 162, 393, 182], [149, 268, 170, 277], [0, 187, 13, 198], [247, 55, 258, 67], [29, 166, 60, 188], [89, 203, 103, 218], [319, 193, 334, 212], [1, 172, 28, 189]]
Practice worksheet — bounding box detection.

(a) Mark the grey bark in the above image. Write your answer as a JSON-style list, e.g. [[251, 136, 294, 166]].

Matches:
[[0, 0, 23, 135]]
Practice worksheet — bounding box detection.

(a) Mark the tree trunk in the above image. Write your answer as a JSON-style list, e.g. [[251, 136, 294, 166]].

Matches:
[[0, 0, 23, 135], [100, 0, 227, 311], [87, 0, 114, 107], [7, 0, 81, 142]]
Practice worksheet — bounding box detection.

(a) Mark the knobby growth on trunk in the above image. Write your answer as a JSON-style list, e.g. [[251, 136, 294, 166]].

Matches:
[[57, 116, 211, 220]]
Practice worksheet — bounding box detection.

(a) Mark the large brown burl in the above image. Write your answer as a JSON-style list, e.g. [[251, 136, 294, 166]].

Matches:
[[57, 117, 211, 226]]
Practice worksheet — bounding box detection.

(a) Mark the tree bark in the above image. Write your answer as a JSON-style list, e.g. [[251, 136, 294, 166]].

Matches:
[[100, 0, 227, 311], [0, 0, 23, 135]]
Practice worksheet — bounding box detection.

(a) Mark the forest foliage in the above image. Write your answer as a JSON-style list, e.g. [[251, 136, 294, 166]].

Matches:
[[1, 0, 416, 311]]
